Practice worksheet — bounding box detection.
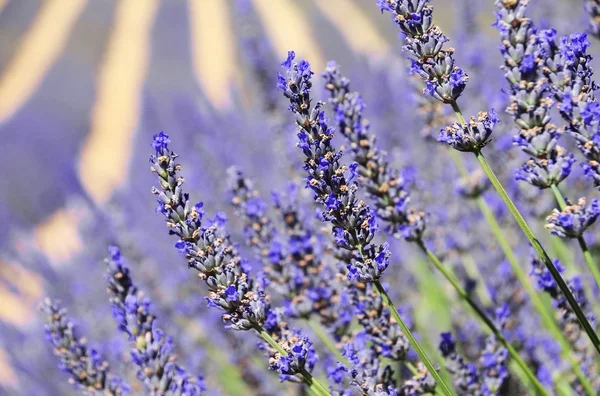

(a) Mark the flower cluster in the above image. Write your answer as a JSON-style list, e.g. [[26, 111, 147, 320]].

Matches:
[[536, 29, 600, 189], [350, 283, 410, 361], [545, 197, 600, 238], [437, 111, 499, 153], [228, 168, 352, 335], [337, 333, 398, 394], [105, 246, 206, 394], [150, 131, 269, 331], [150, 131, 317, 382], [323, 61, 426, 242], [262, 309, 318, 382], [494, 0, 575, 189], [377, 0, 468, 104], [278, 51, 390, 283], [40, 299, 130, 395]]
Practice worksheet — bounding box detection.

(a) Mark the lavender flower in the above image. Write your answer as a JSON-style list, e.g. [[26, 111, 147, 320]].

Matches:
[[105, 246, 206, 394], [228, 168, 352, 336], [494, 0, 575, 189], [149, 131, 318, 384], [40, 299, 130, 395], [323, 61, 426, 242], [439, 332, 481, 394], [536, 29, 600, 189], [437, 111, 499, 153], [150, 131, 268, 331], [278, 51, 389, 283], [377, 0, 468, 104], [545, 197, 600, 238]]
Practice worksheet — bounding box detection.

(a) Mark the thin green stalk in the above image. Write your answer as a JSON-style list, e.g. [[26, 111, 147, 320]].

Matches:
[[256, 326, 331, 396], [473, 148, 600, 356], [416, 241, 550, 396], [475, 193, 595, 395], [305, 319, 349, 367], [450, 100, 600, 356], [373, 280, 455, 396], [550, 184, 600, 292]]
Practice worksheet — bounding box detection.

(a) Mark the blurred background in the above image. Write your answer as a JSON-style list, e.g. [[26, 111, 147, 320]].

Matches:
[[0, 0, 595, 393]]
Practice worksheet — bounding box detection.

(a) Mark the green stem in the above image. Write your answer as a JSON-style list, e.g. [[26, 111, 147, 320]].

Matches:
[[256, 326, 331, 396], [449, 101, 600, 356], [416, 241, 550, 396], [305, 319, 349, 367], [444, 141, 592, 393], [474, 149, 600, 356], [550, 184, 600, 292], [373, 280, 455, 396]]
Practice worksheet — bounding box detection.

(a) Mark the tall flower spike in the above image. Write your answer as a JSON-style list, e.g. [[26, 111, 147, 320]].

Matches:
[[279, 52, 458, 396], [105, 246, 206, 395], [494, 0, 575, 188], [377, 0, 468, 104], [40, 299, 130, 395], [277, 52, 389, 283], [150, 131, 269, 331], [323, 61, 426, 242], [377, 0, 499, 152], [149, 132, 323, 388], [537, 29, 600, 189]]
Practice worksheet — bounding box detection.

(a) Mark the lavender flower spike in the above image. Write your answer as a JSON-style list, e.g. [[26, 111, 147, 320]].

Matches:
[[279, 52, 455, 396], [323, 62, 426, 242], [149, 132, 324, 390], [105, 246, 206, 395], [278, 52, 389, 283], [377, 0, 468, 104], [537, 28, 600, 189], [40, 298, 130, 395], [150, 130, 269, 331], [494, 0, 575, 189], [377, 0, 499, 152], [545, 198, 600, 239]]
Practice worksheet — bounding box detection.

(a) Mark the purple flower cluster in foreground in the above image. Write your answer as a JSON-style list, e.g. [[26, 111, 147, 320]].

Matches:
[[2, 1, 600, 395]]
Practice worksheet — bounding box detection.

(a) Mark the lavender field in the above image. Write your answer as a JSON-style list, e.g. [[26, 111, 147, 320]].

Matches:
[[2, 0, 600, 395]]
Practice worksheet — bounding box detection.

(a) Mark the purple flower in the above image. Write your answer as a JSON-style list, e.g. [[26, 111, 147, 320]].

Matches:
[[152, 131, 171, 152], [546, 197, 600, 238]]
